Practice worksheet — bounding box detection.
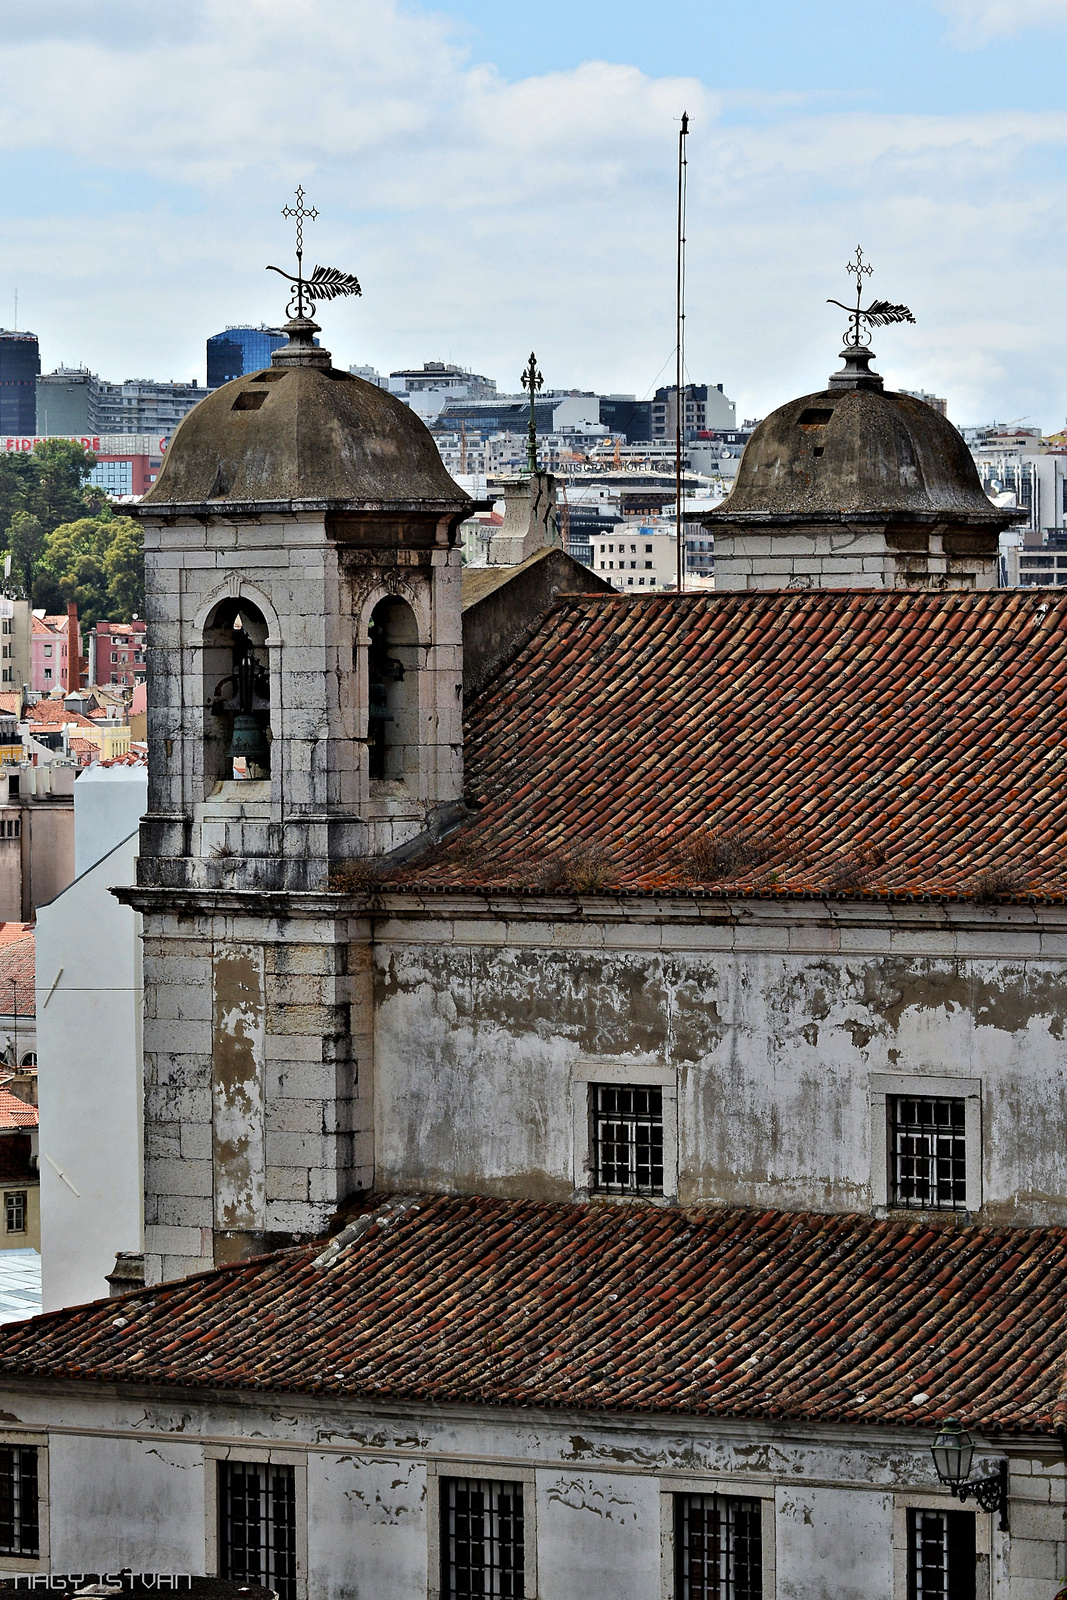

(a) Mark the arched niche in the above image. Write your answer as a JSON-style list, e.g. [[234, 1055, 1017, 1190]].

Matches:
[[367, 596, 420, 785], [204, 597, 272, 786]]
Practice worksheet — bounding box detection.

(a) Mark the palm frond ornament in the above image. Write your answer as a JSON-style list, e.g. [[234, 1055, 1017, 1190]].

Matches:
[[827, 247, 914, 348], [266, 187, 362, 321]]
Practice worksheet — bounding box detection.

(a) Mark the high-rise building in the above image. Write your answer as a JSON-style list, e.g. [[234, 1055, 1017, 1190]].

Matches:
[[206, 326, 288, 389], [92, 379, 204, 440], [652, 382, 736, 441], [0, 331, 40, 434], [36, 368, 94, 435]]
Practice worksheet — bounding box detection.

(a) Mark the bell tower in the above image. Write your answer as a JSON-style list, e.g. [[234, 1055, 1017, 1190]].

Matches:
[[120, 207, 473, 1283]]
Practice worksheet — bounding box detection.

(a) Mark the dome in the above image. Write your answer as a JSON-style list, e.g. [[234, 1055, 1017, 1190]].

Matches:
[[717, 355, 1003, 527], [143, 333, 466, 511]]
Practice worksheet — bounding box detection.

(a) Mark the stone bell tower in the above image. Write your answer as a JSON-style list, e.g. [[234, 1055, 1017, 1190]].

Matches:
[[119, 267, 473, 1283]]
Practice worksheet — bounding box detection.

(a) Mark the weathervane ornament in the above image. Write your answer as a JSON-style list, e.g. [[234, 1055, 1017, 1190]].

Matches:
[[827, 246, 915, 348], [521, 352, 543, 475], [267, 185, 362, 321]]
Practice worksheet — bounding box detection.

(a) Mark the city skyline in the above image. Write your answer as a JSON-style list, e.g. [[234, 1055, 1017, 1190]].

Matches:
[[2, 1, 1067, 426]]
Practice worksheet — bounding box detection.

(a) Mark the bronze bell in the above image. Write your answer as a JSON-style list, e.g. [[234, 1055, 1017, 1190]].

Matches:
[[225, 713, 271, 772]]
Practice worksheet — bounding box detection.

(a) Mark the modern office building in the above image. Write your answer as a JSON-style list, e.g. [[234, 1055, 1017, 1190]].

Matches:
[[206, 326, 289, 389], [0, 332, 40, 434], [36, 369, 94, 435], [598, 396, 653, 443]]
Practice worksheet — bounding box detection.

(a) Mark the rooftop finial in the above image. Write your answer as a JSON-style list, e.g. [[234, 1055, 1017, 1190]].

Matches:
[[521, 352, 544, 475], [826, 247, 915, 391], [266, 185, 362, 323], [828, 246, 915, 350]]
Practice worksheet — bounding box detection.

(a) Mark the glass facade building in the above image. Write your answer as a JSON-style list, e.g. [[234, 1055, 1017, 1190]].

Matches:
[[0, 332, 40, 434], [207, 327, 289, 389]]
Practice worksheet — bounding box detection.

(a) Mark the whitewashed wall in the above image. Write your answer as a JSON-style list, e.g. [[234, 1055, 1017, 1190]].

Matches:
[[0, 1382, 1057, 1600], [37, 830, 143, 1310], [372, 898, 1067, 1224]]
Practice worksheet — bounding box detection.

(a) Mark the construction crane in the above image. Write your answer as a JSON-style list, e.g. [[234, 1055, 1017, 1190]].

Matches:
[[459, 420, 468, 476]]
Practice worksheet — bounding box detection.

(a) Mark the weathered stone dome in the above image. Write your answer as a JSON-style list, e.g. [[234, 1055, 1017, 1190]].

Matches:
[[718, 353, 1002, 527], [143, 326, 465, 511]]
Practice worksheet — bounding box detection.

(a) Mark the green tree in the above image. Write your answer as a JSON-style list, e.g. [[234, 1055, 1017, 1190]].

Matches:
[[37, 517, 112, 626], [7, 511, 45, 597], [24, 439, 97, 533], [103, 518, 144, 618], [0, 454, 38, 540]]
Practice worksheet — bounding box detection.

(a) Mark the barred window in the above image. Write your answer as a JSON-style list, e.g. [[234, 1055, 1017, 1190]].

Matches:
[[218, 1461, 296, 1600], [907, 1508, 975, 1600], [441, 1476, 524, 1600], [890, 1097, 967, 1210], [591, 1084, 663, 1195], [0, 1446, 38, 1556], [675, 1493, 762, 1600], [4, 1192, 25, 1234]]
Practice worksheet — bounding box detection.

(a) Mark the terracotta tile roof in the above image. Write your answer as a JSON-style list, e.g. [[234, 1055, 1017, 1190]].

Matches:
[[0, 932, 34, 1018], [0, 1090, 36, 1130], [0, 1194, 1064, 1435], [25, 703, 96, 729], [0, 696, 19, 719], [394, 588, 1067, 900]]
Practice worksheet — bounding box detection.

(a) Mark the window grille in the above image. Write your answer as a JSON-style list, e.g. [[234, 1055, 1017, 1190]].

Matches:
[[5, 1192, 26, 1234], [0, 1446, 38, 1556], [675, 1493, 762, 1600], [890, 1097, 967, 1210], [218, 1461, 297, 1600], [907, 1508, 975, 1600], [591, 1084, 664, 1195], [440, 1476, 524, 1600]]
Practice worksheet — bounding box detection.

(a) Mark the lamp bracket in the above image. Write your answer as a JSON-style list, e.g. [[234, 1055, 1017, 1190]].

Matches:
[[949, 1460, 1009, 1531]]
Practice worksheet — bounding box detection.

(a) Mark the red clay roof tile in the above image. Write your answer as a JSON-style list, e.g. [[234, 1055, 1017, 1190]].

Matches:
[[392, 588, 1067, 899], [0, 1195, 1063, 1434]]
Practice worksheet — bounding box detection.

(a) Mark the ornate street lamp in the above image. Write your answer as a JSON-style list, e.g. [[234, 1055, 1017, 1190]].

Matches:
[[930, 1418, 1009, 1530]]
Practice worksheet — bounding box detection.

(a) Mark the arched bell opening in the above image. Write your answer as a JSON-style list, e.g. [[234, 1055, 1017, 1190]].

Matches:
[[204, 598, 272, 784], [367, 596, 419, 785]]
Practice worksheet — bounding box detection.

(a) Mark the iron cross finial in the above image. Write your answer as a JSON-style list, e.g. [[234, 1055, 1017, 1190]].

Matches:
[[521, 351, 543, 475], [267, 185, 361, 322], [282, 185, 318, 268], [827, 246, 915, 349]]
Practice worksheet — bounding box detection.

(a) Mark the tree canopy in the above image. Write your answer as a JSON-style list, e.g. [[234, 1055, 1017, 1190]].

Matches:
[[0, 441, 145, 624], [36, 516, 143, 628]]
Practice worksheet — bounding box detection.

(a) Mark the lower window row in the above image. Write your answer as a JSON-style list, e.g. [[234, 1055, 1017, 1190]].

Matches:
[[0, 1451, 981, 1600]]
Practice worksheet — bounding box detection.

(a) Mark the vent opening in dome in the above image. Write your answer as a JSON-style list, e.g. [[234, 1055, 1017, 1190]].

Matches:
[[798, 408, 834, 427]]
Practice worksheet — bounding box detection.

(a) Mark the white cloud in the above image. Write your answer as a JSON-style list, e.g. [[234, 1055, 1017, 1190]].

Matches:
[[0, 0, 1066, 428], [936, 0, 1067, 43]]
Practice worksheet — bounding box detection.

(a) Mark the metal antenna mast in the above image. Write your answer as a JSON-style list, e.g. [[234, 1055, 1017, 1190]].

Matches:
[[675, 112, 689, 594]]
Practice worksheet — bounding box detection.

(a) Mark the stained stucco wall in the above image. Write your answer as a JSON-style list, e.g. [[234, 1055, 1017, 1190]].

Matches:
[[37, 831, 142, 1310], [0, 1383, 1056, 1600], [372, 899, 1067, 1224]]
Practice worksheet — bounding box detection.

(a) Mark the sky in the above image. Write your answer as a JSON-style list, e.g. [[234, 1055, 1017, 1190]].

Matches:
[[3, 0, 1067, 427]]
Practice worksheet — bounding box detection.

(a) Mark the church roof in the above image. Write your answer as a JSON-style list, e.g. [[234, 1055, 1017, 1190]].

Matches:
[[0, 1193, 1063, 1436], [139, 366, 468, 512], [709, 384, 1010, 527], [396, 586, 1067, 902]]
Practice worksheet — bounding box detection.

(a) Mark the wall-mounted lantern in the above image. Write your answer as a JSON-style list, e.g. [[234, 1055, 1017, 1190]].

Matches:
[[930, 1418, 1009, 1531]]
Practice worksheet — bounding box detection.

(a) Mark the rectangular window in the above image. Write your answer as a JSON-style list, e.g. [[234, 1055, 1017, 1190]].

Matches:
[[441, 1476, 524, 1600], [890, 1097, 967, 1210], [0, 1446, 39, 1556], [43, 670, 51, 680], [591, 1083, 664, 1195], [5, 1192, 25, 1234], [675, 1493, 762, 1600], [218, 1461, 297, 1600], [43, 646, 51, 658], [907, 1508, 975, 1600]]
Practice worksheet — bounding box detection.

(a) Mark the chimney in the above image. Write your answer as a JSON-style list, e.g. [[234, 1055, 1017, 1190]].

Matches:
[[65, 603, 78, 694]]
